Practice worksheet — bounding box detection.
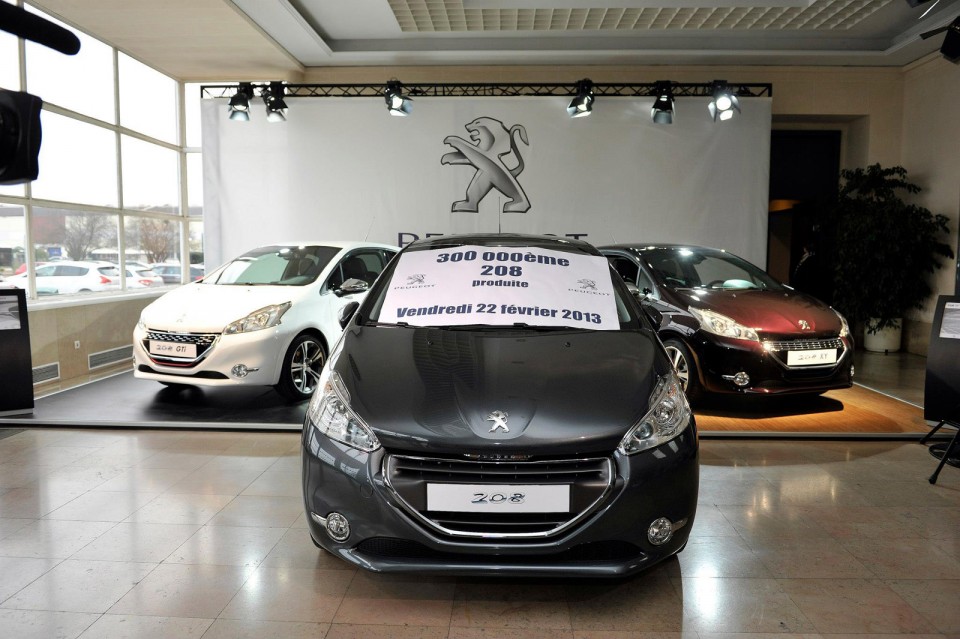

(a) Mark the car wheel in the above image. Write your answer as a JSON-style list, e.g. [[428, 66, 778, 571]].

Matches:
[[663, 339, 703, 403], [276, 333, 326, 402]]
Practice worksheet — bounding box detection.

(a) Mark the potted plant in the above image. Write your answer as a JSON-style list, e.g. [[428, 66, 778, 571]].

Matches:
[[830, 164, 953, 352]]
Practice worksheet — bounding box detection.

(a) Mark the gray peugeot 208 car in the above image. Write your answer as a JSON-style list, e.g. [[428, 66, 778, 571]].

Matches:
[[301, 233, 699, 577]]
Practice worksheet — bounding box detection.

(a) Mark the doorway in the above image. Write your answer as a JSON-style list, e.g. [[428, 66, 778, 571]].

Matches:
[[768, 129, 841, 303]]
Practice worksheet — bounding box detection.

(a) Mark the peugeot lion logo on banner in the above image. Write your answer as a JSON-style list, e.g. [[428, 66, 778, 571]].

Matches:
[[441, 117, 531, 213]]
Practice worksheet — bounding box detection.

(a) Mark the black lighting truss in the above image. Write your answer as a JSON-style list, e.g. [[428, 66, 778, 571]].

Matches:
[[200, 81, 773, 100]]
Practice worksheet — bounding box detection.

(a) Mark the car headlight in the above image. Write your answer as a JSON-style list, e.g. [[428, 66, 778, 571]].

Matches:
[[305, 370, 380, 453], [136, 316, 145, 331], [618, 371, 692, 455], [223, 302, 291, 335], [689, 307, 758, 341], [836, 310, 850, 338]]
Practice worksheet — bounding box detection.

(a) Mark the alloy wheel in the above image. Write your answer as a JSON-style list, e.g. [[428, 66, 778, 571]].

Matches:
[[290, 338, 324, 395], [664, 345, 690, 390]]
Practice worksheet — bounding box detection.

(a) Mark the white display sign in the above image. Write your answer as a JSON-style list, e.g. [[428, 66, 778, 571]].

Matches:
[[380, 245, 620, 330], [940, 302, 960, 339]]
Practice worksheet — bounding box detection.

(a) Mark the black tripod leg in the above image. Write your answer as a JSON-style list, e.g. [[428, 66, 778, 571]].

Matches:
[[929, 425, 960, 485], [920, 419, 946, 445]]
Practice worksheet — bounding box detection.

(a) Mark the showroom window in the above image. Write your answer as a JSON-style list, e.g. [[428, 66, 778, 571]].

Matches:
[[0, 3, 201, 300]]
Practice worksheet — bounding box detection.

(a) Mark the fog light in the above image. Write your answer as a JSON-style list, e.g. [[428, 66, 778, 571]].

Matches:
[[325, 512, 351, 542], [230, 364, 259, 378], [648, 517, 674, 545]]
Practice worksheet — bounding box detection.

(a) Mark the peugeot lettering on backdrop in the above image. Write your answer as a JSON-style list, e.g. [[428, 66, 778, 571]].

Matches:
[[201, 96, 772, 268]]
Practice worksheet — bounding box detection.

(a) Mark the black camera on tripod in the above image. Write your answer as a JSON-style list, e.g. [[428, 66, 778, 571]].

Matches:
[[0, 2, 81, 185]]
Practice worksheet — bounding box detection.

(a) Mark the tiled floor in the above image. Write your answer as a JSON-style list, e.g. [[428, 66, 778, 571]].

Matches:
[[1, 427, 958, 638]]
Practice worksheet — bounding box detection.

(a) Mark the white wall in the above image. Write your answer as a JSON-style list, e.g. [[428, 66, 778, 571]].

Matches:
[[202, 95, 772, 267], [900, 56, 960, 324]]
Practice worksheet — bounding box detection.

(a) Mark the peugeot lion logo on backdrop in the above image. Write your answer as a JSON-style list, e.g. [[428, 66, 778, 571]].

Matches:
[[407, 274, 426, 285], [441, 117, 531, 214], [486, 410, 510, 433]]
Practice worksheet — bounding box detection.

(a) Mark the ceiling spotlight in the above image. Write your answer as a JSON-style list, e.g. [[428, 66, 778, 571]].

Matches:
[[384, 80, 412, 116], [567, 79, 594, 118], [227, 82, 253, 121], [263, 82, 288, 123], [651, 81, 675, 124], [938, 16, 960, 63], [708, 81, 740, 122]]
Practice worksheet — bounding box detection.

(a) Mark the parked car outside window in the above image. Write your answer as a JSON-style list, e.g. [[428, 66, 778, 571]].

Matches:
[[600, 243, 853, 402], [3, 260, 119, 295], [134, 242, 396, 400], [150, 263, 205, 285], [302, 233, 698, 577]]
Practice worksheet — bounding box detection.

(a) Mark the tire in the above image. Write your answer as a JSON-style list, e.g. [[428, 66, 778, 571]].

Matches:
[[663, 338, 703, 404], [276, 333, 326, 402]]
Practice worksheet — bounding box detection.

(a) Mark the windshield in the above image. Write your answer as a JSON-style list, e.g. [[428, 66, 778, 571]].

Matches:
[[204, 245, 339, 286], [643, 247, 784, 291], [366, 242, 640, 331]]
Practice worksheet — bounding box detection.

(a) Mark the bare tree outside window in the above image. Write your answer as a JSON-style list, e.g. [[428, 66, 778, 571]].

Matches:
[[136, 218, 177, 264], [63, 214, 113, 261]]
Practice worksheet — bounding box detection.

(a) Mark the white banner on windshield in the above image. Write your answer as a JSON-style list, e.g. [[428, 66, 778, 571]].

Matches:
[[380, 246, 620, 330]]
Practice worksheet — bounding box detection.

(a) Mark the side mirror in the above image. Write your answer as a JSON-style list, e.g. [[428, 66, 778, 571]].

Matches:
[[338, 301, 360, 329], [625, 282, 642, 299], [641, 303, 663, 329], [334, 278, 369, 297]]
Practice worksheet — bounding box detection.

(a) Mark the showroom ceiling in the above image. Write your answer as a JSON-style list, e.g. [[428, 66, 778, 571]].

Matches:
[[25, 0, 960, 80]]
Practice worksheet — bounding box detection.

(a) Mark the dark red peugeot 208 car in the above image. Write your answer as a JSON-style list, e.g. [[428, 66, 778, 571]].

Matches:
[[600, 244, 853, 402]]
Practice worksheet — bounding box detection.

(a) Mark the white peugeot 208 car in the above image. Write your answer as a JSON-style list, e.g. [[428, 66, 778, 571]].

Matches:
[[133, 241, 396, 401]]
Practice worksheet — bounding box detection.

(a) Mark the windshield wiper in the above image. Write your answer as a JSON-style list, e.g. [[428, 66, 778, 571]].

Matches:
[[363, 320, 412, 328]]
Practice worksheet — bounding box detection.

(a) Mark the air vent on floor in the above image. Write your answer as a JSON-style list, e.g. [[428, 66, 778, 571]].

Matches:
[[32, 362, 60, 385], [89, 345, 133, 370]]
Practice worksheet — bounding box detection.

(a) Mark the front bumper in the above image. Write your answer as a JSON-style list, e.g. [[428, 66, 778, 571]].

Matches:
[[301, 422, 699, 577], [692, 333, 854, 395], [132, 324, 286, 387]]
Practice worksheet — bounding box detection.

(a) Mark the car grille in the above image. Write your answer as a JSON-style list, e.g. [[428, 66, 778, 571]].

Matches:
[[143, 329, 219, 367], [383, 454, 614, 540], [762, 337, 845, 369], [763, 338, 843, 351]]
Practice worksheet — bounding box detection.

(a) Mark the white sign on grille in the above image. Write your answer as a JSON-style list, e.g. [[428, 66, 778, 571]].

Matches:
[[149, 341, 197, 358], [427, 483, 570, 513]]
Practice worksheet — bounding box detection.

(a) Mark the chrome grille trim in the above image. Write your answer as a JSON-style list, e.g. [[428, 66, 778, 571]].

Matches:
[[143, 329, 220, 365], [382, 454, 615, 540], [763, 337, 847, 370], [145, 330, 218, 345], [763, 338, 843, 352]]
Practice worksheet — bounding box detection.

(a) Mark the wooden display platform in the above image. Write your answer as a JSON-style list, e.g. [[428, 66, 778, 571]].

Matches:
[[697, 385, 929, 434]]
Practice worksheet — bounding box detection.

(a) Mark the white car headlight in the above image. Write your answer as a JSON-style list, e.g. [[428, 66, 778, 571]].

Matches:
[[306, 370, 380, 453], [618, 371, 692, 455], [836, 310, 850, 338], [689, 307, 758, 342], [223, 302, 291, 335], [136, 316, 145, 331]]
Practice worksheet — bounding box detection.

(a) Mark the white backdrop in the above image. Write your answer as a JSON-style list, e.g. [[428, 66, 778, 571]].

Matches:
[[201, 95, 772, 268]]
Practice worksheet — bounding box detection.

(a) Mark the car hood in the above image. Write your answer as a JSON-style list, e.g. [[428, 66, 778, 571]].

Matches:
[[681, 288, 841, 338], [334, 326, 661, 455], [141, 283, 302, 332]]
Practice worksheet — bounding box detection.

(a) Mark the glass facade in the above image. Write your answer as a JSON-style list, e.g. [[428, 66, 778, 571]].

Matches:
[[0, 4, 199, 298]]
